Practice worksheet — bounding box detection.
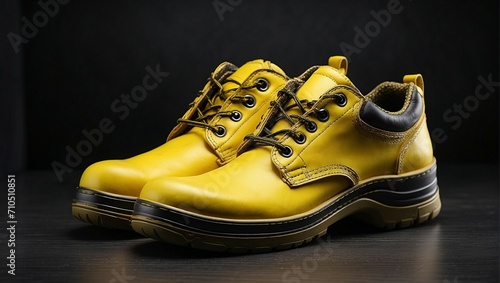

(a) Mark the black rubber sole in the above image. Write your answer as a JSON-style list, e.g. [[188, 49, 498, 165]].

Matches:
[[131, 162, 441, 253], [72, 187, 136, 230]]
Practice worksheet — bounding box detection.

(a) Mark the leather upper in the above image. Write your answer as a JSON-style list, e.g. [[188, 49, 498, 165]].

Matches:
[[139, 62, 435, 219], [80, 60, 289, 197]]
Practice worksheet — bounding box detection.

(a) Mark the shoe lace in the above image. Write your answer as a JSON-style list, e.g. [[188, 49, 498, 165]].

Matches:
[[244, 81, 346, 155], [177, 73, 268, 135]]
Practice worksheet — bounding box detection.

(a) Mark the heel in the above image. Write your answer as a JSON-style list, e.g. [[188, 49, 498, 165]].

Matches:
[[348, 161, 441, 229], [353, 191, 441, 229]]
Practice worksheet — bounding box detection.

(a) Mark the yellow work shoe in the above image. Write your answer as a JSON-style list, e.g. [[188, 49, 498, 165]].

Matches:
[[72, 59, 289, 230], [131, 58, 441, 252]]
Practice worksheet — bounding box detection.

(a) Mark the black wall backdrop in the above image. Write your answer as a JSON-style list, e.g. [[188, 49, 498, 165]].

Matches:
[[1, 0, 499, 181]]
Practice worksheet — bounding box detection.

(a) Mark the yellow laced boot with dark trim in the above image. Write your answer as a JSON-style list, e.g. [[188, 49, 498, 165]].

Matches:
[[131, 58, 441, 252], [72, 59, 290, 230]]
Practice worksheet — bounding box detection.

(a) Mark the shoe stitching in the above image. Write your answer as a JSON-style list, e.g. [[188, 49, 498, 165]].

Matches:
[[271, 86, 359, 169]]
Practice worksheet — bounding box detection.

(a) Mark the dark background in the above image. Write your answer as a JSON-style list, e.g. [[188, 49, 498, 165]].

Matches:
[[0, 2, 498, 282], [1, 0, 499, 181]]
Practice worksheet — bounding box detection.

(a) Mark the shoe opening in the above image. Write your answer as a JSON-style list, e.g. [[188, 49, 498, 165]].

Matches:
[[366, 82, 410, 113]]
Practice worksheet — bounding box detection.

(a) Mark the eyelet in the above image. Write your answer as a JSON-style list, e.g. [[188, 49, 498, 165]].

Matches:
[[279, 145, 293, 158], [255, 78, 269, 92], [316, 108, 329, 122], [305, 121, 317, 133], [230, 110, 242, 122], [335, 93, 347, 107], [243, 94, 256, 108], [214, 125, 226, 137], [293, 132, 306, 144]]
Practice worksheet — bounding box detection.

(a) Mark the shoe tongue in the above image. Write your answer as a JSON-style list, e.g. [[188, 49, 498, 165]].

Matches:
[[266, 65, 357, 137], [222, 59, 286, 92], [296, 65, 357, 101]]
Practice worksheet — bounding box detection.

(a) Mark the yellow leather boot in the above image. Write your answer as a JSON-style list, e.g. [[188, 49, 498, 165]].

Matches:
[[72, 59, 289, 229], [131, 58, 441, 252]]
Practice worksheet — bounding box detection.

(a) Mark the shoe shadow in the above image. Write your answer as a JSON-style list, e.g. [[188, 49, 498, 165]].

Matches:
[[326, 216, 384, 237], [131, 241, 240, 259], [67, 225, 145, 241], [328, 214, 440, 237], [130, 216, 438, 259], [130, 217, 382, 259]]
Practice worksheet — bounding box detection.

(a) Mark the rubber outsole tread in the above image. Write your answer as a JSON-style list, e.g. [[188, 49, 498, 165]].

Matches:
[[72, 204, 133, 231]]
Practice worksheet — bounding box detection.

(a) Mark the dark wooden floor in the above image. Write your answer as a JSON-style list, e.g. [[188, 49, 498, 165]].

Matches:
[[1, 164, 498, 283]]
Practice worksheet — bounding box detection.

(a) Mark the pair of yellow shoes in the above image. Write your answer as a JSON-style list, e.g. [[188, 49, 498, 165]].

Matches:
[[72, 56, 441, 253]]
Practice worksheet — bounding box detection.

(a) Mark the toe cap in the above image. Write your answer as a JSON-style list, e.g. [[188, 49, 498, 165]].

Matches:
[[79, 160, 146, 197]]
